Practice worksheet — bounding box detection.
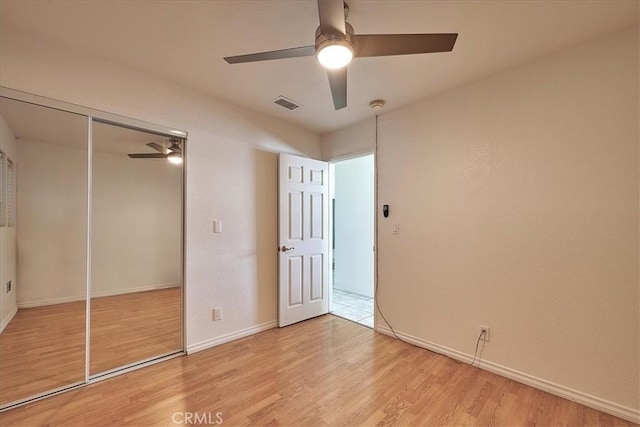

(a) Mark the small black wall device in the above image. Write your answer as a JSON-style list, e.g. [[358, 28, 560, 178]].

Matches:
[[383, 205, 389, 218]]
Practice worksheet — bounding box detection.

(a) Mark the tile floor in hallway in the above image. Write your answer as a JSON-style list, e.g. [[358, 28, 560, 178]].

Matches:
[[331, 288, 374, 328]]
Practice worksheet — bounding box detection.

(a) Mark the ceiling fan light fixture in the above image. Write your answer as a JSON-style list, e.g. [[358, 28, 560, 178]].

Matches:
[[167, 151, 183, 165], [316, 39, 353, 69]]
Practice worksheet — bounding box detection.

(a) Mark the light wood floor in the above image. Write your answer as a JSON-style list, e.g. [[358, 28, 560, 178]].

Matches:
[[0, 315, 635, 426], [0, 288, 181, 405]]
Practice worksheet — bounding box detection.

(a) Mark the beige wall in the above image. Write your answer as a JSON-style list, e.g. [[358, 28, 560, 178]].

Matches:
[[15, 138, 86, 306], [0, 26, 321, 348], [323, 26, 639, 418], [91, 145, 182, 296], [322, 117, 375, 161]]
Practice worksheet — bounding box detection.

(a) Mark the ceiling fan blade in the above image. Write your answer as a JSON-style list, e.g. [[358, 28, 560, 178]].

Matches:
[[317, 0, 346, 36], [127, 153, 167, 159], [327, 68, 347, 110], [147, 142, 168, 154], [352, 33, 458, 58], [224, 46, 315, 64]]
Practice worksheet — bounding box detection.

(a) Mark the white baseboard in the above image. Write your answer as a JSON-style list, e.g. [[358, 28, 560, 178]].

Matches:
[[186, 320, 278, 355], [91, 283, 180, 300], [0, 305, 18, 334], [375, 325, 639, 424], [17, 283, 180, 308]]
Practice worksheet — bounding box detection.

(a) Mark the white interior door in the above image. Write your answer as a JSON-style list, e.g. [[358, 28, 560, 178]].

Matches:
[[278, 153, 329, 327]]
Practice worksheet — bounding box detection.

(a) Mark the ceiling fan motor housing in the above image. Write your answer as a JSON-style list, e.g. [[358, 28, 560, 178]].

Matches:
[[169, 139, 182, 154], [314, 22, 355, 53]]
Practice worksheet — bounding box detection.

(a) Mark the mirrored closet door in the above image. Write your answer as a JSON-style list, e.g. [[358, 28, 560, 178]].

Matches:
[[0, 90, 185, 409], [0, 97, 88, 405], [90, 121, 183, 376]]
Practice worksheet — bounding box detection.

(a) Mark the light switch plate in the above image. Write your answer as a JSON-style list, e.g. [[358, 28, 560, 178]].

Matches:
[[213, 220, 222, 233]]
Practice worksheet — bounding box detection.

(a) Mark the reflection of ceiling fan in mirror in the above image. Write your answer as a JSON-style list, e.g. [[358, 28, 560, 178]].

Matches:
[[128, 139, 183, 164]]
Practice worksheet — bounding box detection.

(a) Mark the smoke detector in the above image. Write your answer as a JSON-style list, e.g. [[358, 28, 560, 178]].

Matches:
[[369, 99, 385, 111]]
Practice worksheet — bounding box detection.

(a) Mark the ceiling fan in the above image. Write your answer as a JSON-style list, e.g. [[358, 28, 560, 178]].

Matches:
[[223, 0, 458, 110], [128, 139, 183, 164]]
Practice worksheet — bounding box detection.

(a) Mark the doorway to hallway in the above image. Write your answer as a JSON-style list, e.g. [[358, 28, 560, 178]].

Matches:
[[329, 153, 375, 328]]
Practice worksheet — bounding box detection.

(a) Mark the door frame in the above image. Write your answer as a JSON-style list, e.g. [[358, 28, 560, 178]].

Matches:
[[327, 150, 377, 328]]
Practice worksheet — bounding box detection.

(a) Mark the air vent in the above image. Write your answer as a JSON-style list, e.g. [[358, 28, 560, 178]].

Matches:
[[273, 96, 301, 111]]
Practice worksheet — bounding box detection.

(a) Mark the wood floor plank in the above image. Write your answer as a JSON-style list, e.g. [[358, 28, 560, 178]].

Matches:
[[0, 315, 636, 426]]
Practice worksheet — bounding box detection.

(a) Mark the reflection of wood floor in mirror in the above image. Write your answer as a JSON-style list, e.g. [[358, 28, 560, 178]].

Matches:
[[0, 287, 181, 406], [89, 287, 182, 375]]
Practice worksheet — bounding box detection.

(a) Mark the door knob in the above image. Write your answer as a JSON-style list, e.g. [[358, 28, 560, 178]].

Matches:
[[280, 245, 295, 252]]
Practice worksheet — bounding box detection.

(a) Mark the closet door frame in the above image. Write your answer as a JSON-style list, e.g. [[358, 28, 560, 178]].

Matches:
[[0, 86, 187, 411]]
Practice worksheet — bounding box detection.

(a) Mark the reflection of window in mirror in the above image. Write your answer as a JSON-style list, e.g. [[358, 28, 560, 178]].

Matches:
[[7, 158, 15, 227], [0, 150, 5, 227]]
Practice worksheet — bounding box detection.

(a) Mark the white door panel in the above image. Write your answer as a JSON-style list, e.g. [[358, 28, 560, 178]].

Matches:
[[278, 154, 329, 327]]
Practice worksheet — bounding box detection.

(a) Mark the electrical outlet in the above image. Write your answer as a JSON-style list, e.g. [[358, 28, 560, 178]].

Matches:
[[212, 307, 222, 321], [479, 325, 490, 342], [6, 280, 11, 293]]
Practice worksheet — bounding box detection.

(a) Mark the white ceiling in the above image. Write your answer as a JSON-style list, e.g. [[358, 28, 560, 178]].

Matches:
[[0, 0, 637, 134]]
